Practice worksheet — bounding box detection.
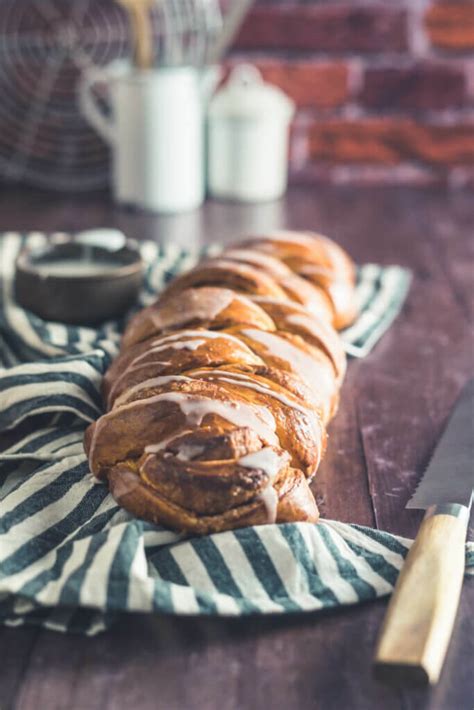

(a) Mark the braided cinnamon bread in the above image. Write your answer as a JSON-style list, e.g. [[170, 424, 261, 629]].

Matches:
[[84, 231, 357, 534]]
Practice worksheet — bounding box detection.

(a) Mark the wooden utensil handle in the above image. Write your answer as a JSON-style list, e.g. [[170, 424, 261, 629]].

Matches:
[[117, 0, 154, 71], [130, 3, 153, 70], [374, 506, 469, 685]]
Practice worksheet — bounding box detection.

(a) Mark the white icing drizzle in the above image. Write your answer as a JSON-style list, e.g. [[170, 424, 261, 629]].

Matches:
[[189, 369, 324, 444], [287, 313, 337, 351], [242, 329, 328, 391], [175, 443, 205, 461], [294, 232, 349, 273], [88, 419, 105, 471], [128, 329, 247, 369], [251, 295, 293, 307], [110, 468, 141, 500], [192, 369, 309, 414], [287, 312, 330, 336], [107, 362, 173, 406], [286, 313, 342, 372], [152, 289, 236, 328], [114, 375, 193, 407], [181, 289, 235, 320], [252, 231, 348, 276], [278, 277, 332, 319], [202, 259, 265, 277], [127, 361, 172, 371], [110, 329, 259, 408], [151, 312, 164, 330], [92, 393, 279, 454], [253, 298, 332, 336], [145, 441, 168, 454], [298, 264, 330, 277], [144, 429, 193, 454], [152, 329, 244, 346], [298, 270, 349, 312], [258, 485, 279, 523], [241, 328, 336, 423], [238, 447, 283, 481], [160, 393, 278, 445], [250, 231, 317, 246], [223, 249, 291, 277], [133, 339, 206, 362]]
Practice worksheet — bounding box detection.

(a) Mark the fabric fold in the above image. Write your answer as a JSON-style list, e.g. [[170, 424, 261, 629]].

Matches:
[[2, 231, 454, 638]]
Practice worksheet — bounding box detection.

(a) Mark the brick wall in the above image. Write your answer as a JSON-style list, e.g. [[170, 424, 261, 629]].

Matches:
[[230, 0, 474, 188], [0, 0, 472, 190]]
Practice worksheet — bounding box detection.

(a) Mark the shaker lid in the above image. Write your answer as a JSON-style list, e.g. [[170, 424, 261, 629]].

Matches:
[[209, 64, 295, 121]]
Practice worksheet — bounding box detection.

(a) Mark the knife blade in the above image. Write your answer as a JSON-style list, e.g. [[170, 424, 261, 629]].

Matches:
[[374, 378, 473, 686], [407, 378, 474, 510]]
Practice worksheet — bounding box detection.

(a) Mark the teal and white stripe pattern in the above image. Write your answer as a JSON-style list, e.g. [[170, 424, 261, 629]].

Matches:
[[0, 232, 411, 367], [2, 231, 467, 637], [341, 263, 411, 358]]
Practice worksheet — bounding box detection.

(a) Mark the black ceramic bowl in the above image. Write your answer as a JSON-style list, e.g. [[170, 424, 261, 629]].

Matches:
[[15, 235, 143, 325]]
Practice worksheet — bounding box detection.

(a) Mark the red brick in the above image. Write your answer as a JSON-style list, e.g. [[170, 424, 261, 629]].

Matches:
[[361, 62, 468, 110], [448, 166, 474, 189], [290, 164, 446, 188], [306, 119, 474, 166], [226, 60, 350, 109], [234, 5, 408, 53], [425, 2, 474, 51]]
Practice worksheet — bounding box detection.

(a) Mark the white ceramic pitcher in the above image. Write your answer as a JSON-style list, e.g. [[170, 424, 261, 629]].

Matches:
[[79, 62, 219, 213]]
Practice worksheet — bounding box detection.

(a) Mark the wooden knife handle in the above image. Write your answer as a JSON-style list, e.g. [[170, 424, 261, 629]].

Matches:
[[374, 506, 469, 685]]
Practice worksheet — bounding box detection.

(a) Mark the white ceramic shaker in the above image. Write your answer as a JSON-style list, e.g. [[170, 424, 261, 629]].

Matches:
[[207, 65, 296, 203], [80, 62, 220, 214]]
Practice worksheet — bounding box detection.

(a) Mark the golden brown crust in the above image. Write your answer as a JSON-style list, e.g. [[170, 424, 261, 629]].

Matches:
[[236, 231, 357, 329], [107, 462, 319, 535], [122, 287, 274, 350], [85, 230, 357, 534]]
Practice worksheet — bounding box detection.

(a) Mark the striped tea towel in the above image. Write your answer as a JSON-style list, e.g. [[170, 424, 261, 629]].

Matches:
[[2, 231, 469, 637], [0, 232, 411, 367]]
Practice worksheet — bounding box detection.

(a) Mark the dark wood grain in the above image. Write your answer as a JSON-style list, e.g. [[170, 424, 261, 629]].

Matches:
[[0, 626, 39, 709], [0, 185, 473, 710]]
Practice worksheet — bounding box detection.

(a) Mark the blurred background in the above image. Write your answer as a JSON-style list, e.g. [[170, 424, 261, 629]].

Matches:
[[0, 0, 472, 193]]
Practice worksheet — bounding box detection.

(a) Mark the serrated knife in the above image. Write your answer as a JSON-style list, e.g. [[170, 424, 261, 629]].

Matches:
[[374, 378, 474, 685]]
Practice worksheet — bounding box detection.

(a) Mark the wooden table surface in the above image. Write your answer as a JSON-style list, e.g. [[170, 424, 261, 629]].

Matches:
[[0, 185, 473, 710]]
